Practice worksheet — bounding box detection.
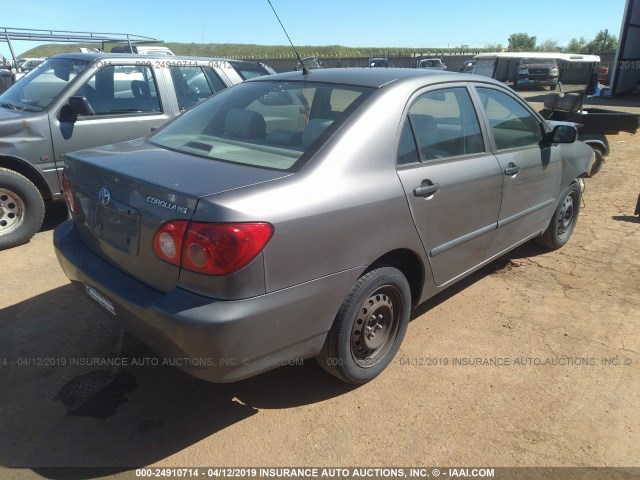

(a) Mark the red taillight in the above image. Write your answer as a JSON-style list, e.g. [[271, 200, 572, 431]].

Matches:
[[153, 220, 189, 266], [153, 221, 273, 275], [62, 171, 78, 214]]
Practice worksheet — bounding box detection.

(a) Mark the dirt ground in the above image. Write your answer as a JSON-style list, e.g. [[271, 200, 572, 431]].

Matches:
[[0, 93, 639, 478]]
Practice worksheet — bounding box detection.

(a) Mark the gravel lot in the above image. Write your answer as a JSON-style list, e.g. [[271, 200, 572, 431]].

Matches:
[[0, 91, 638, 477]]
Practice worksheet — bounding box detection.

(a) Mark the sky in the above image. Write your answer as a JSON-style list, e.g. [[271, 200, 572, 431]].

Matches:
[[0, 0, 629, 58]]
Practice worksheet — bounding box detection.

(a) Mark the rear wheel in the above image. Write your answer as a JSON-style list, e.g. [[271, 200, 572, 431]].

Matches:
[[316, 266, 411, 384], [537, 183, 581, 250], [0, 168, 45, 250]]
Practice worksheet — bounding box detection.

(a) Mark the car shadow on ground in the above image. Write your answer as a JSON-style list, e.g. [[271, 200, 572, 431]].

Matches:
[[0, 284, 355, 475], [0, 242, 548, 476], [411, 241, 548, 320], [612, 215, 640, 224]]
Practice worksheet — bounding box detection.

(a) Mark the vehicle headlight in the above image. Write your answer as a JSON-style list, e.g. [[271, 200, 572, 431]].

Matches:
[[518, 68, 528, 75], [550, 68, 559, 76]]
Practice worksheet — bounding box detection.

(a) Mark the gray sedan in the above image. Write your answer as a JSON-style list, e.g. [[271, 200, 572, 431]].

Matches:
[[54, 68, 593, 384]]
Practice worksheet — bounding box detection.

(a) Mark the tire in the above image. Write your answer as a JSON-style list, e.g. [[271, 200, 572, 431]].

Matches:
[[0, 168, 45, 250], [588, 148, 605, 177], [537, 183, 581, 250], [512, 79, 519, 90], [316, 266, 411, 384], [550, 83, 558, 91]]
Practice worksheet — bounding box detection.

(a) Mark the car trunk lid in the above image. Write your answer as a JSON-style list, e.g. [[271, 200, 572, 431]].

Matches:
[[65, 139, 289, 293]]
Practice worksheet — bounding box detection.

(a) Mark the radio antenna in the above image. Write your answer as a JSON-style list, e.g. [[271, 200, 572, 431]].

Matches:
[[267, 0, 310, 75]]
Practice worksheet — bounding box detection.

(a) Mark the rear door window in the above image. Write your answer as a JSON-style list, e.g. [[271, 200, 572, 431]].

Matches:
[[76, 64, 161, 115]]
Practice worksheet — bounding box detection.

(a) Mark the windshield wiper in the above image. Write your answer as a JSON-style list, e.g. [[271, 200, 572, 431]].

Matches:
[[0, 102, 19, 111], [0, 101, 41, 112]]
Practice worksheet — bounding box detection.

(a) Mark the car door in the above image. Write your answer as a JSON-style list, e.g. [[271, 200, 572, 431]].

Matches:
[[50, 63, 173, 188], [396, 85, 503, 286], [473, 86, 562, 258]]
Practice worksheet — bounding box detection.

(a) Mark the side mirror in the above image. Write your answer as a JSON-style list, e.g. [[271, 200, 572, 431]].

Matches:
[[548, 124, 578, 144], [59, 96, 95, 123]]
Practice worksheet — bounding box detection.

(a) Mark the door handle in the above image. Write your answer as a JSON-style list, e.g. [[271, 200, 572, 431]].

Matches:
[[150, 126, 159, 132], [413, 182, 441, 197], [504, 163, 520, 176]]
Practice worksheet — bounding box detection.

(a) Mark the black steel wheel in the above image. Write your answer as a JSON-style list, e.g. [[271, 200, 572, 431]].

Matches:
[[316, 266, 411, 384], [537, 183, 581, 250]]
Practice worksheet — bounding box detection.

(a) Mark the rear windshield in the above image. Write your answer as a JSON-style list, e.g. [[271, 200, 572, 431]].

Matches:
[[149, 81, 373, 171], [229, 62, 271, 80]]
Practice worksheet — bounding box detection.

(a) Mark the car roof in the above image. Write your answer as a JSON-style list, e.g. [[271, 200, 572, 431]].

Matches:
[[249, 67, 495, 88]]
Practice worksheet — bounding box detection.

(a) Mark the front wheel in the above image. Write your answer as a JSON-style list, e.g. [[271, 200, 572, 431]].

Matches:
[[316, 266, 411, 384], [0, 168, 45, 250], [537, 183, 581, 250]]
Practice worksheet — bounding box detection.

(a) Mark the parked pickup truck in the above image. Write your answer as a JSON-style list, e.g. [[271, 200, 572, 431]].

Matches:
[[0, 52, 271, 249]]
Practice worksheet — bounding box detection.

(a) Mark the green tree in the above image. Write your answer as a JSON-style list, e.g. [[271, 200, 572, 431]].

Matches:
[[508, 33, 536, 51], [566, 36, 588, 52], [538, 38, 560, 52], [484, 42, 504, 52], [586, 29, 618, 52], [566, 31, 617, 53]]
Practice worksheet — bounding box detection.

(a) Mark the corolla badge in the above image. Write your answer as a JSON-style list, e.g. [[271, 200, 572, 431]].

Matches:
[[98, 187, 111, 206], [146, 196, 189, 214]]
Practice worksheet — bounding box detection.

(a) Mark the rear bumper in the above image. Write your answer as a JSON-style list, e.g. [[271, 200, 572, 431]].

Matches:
[[53, 221, 360, 382]]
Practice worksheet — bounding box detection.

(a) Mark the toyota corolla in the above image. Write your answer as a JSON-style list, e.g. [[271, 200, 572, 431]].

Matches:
[[54, 68, 593, 384]]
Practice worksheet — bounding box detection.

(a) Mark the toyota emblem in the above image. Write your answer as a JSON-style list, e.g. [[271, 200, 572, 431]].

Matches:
[[98, 187, 111, 206]]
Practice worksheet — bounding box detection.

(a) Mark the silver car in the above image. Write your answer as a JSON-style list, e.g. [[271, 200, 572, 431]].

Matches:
[[54, 68, 593, 384], [417, 58, 447, 70]]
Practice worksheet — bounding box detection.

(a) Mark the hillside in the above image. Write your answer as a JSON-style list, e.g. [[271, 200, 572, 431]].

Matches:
[[19, 42, 479, 59]]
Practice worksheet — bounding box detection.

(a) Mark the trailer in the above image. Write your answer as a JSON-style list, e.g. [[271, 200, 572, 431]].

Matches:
[[540, 86, 639, 176]]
